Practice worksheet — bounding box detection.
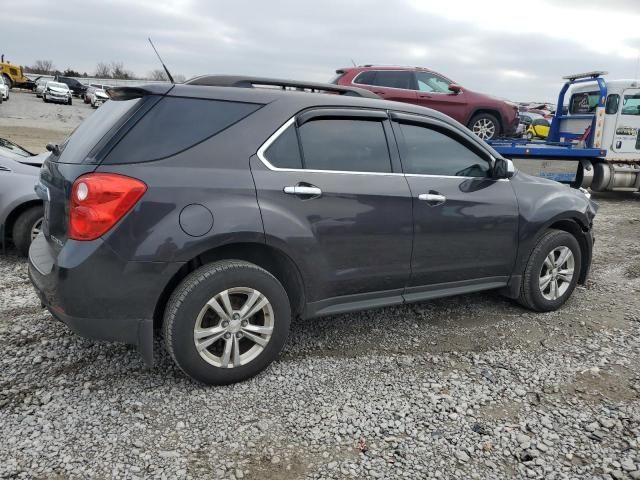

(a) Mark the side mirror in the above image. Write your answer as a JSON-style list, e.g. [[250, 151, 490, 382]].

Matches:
[[493, 157, 515, 179], [448, 84, 462, 94]]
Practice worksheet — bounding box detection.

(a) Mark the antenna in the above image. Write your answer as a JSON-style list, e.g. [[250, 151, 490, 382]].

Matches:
[[350, 58, 357, 67], [148, 37, 175, 84]]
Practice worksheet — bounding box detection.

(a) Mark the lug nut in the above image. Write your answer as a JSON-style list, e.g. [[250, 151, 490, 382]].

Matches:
[[236, 332, 243, 339], [222, 321, 229, 328], [224, 333, 231, 339], [241, 320, 248, 327]]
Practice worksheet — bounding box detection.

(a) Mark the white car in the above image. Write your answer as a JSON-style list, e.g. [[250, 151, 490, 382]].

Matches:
[[34, 77, 51, 98], [0, 75, 8, 102], [42, 81, 72, 105], [91, 87, 109, 108]]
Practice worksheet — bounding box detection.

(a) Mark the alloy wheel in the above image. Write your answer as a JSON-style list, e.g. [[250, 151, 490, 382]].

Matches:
[[539, 246, 574, 300], [472, 118, 496, 140], [193, 287, 274, 368], [30, 217, 43, 241]]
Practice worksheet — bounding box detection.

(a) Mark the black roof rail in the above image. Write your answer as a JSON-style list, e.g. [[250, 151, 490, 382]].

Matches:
[[183, 75, 380, 99]]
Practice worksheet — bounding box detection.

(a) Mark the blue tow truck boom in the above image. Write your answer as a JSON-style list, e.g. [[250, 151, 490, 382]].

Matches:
[[488, 72, 640, 193]]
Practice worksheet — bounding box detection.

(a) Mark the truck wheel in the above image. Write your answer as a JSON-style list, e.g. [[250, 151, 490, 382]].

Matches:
[[12, 205, 44, 257], [469, 113, 501, 140], [518, 229, 581, 312], [2, 74, 12, 90], [163, 260, 291, 385]]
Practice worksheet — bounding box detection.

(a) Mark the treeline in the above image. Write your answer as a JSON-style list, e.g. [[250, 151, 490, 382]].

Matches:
[[23, 59, 185, 82]]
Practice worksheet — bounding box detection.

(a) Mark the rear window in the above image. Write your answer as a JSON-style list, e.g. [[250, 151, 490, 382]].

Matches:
[[104, 97, 262, 164], [569, 91, 600, 114], [54, 97, 143, 164]]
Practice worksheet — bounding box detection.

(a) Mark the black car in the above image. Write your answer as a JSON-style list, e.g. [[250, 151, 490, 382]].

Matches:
[[54, 76, 87, 97], [28, 76, 597, 385]]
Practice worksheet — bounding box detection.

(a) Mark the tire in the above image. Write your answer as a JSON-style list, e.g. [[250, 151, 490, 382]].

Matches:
[[68, 98, 72, 105], [518, 229, 581, 312], [43, 94, 48, 103], [12, 205, 44, 257], [163, 260, 292, 385], [468, 113, 501, 140]]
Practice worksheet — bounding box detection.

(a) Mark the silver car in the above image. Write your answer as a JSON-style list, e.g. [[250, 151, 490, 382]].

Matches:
[[0, 138, 47, 256], [43, 81, 72, 105]]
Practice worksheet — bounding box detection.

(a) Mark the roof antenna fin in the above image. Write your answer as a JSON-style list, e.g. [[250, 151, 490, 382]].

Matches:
[[148, 37, 175, 84]]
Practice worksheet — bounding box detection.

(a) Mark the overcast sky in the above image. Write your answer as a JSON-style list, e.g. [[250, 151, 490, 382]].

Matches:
[[5, 0, 640, 102]]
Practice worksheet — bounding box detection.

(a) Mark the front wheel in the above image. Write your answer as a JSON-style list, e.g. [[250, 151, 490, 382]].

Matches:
[[163, 260, 291, 385], [469, 113, 501, 140], [518, 229, 581, 312]]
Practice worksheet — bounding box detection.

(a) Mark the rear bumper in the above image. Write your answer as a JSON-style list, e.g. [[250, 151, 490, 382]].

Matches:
[[28, 233, 184, 364]]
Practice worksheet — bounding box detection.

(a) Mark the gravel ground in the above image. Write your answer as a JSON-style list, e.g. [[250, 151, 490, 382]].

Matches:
[[1, 91, 640, 478], [0, 90, 94, 153], [0, 193, 639, 479]]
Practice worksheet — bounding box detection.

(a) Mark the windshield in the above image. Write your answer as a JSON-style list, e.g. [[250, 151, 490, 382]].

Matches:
[[621, 94, 640, 116], [0, 138, 33, 158], [48, 82, 69, 90]]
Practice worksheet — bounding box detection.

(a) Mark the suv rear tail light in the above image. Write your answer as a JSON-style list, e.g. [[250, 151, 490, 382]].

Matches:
[[69, 173, 147, 241]]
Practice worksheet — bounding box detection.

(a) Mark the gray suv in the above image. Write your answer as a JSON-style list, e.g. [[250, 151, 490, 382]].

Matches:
[[28, 76, 597, 385]]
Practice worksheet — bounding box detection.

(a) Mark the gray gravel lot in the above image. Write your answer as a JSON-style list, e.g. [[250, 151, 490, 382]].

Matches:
[[1, 92, 640, 479], [1, 194, 639, 480]]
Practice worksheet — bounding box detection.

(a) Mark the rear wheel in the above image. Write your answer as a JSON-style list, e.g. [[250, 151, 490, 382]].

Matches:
[[518, 229, 581, 312], [12, 205, 44, 257], [163, 260, 291, 385], [469, 113, 501, 140]]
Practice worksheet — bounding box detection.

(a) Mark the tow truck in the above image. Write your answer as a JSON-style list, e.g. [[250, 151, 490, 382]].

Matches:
[[489, 71, 640, 193]]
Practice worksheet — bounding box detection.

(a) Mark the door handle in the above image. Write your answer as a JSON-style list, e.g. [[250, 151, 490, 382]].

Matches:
[[284, 185, 322, 197], [418, 94, 432, 99], [418, 193, 446, 205]]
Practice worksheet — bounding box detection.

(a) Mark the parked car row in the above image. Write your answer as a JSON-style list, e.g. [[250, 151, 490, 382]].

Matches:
[[32, 77, 112, 108]]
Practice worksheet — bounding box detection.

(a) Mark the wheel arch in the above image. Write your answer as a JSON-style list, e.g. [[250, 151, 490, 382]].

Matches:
[[546, 217, 592, 285], [467, 108, 504, 133], [153, 242, 306, 329], [2, 200, 42, 242]]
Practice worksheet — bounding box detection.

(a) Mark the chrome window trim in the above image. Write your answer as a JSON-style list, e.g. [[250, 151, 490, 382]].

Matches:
[[256, 115, 508, 181]]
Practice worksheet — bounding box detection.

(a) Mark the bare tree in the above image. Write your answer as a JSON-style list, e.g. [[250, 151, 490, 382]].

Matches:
[[148, 69, 168, 81], [173, 73, 186, 83], [110, 61, 132, 80], [31, 59, 54, 75], [95, 62, 111, 78]]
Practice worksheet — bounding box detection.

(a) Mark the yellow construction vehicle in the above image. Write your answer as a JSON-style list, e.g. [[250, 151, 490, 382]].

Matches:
[[0, 55, 35, 90]]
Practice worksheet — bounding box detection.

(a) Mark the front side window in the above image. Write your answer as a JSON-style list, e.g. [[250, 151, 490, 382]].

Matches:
[[415, 72, 451, 93], [621, 94, 640, 116], [298, 119, 392, 173], [396, 123, 490, 177]]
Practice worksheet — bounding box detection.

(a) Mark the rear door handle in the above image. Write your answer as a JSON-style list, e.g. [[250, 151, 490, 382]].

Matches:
[[284, 185, 322, 197], [418, 193, 446, 205]]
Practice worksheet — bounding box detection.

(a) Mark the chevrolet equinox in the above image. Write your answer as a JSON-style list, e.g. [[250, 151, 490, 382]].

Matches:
[[28, 76, 597, 385]]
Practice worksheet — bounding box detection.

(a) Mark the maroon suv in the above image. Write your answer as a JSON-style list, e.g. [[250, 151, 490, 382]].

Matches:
[[333, 66, 519, 140]]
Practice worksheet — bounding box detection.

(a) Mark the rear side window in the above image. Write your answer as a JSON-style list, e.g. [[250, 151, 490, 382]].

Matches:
[[298, 119, 391, 172], [354, 71, 413, 90], [265, 125, 302, 169], [105, 97, 262, 164], [397, 123, 490, 177], [55, 97, 142, 164], [621, 94, 640, 116]]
